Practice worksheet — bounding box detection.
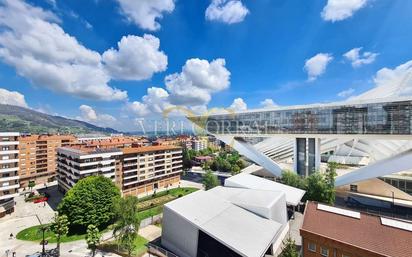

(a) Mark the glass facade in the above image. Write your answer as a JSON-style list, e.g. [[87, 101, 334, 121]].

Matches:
[[191, 100, 412, 135]]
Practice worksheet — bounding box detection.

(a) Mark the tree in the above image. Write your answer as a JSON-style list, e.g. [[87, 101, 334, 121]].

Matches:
[[324, 162, 338, 204], [182, 149, 196, 169], [86, 224, 101, 257], [202, 170, 219, 190], [58, 176, 121, 231], [281, 170, 306, 189], [50, 214, 69, 257], [113, 196, 140, 257], [279, 237, 299, 257], [231, 164, 241, 175], [28, 180, 35, 192], [280, 166, 336, 204]]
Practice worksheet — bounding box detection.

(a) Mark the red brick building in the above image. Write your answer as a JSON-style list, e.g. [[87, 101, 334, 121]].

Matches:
[[301, 201, 412, 257]]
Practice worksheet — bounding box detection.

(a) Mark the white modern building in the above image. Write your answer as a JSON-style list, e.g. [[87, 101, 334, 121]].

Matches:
[[56, 146, 122, 192], [0, 132, 20, 217], [161, 173, 305, 257], [188, 97, 412, 188]]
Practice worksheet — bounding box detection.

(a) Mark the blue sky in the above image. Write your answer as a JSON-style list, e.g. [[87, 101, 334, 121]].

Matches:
[[0, 0, 411, 131]]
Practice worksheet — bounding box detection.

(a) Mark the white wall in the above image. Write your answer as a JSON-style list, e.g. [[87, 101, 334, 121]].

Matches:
[[161, 206, 199, 257]]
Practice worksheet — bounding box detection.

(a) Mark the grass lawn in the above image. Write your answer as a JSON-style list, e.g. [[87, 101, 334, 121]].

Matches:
[[137, 187, 198, 220], [16, 187, 199, 243], [138, 187, 198, 202], [16, 225, 85, 243], [99, 235, 148, 257]]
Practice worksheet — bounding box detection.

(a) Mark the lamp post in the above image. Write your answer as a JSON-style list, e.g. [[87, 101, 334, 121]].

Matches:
[[36, 215, 47, 256]]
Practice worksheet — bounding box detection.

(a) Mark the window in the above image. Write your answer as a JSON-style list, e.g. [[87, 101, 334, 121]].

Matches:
[[321, 247, 329, 257], [350, 184, 358, 192], [308, 242, 316, 252]]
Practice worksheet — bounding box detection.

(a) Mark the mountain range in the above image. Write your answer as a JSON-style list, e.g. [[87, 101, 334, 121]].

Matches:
[[0, 104, 118, 134]]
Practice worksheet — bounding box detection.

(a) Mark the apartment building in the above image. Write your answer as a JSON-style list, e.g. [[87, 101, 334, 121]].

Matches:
[[56, 145, 183, 196], [79, 136, 144, 149], [56, 146, 123, 192], [0, 132, 20, 217], [119, 145, 183, 197], [18, 135, 76, 187], [191, 137, 208, 151], [300, 201, 412, 257]]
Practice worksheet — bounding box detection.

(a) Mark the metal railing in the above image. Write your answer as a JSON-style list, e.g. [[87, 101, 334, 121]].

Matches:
[[146, 243, 179, 257]]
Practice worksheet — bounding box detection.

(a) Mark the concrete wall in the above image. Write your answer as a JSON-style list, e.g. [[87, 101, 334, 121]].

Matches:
[[161, 206, 199, 257], [269, 193, 288, 225], [337, 178, 412, 201]]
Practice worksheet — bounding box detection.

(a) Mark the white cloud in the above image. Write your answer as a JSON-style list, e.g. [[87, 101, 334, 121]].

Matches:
[[103, 34, 167, 80], [337, 88, 355, 98], [260, 98, 277, 109], [352, 60, 412, 100], [343, 47, 378, 68], [165, 58, 230, 106], [304, 53, 333, 81], [229, 98, 247, 111], [206, 0, 249, 24], [321, 0, 368, 22], [128, 87, 172, 117], [0, 0, 128, 101], [116, 0, 175, 31], [0, 88, 28, 107], [126, 58, 231, 118], [0, 1, 169, 102], [78, 105, 116, 127]]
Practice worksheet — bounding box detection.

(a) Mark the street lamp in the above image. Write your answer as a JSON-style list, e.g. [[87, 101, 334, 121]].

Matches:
[[36, 215, 47, 256]]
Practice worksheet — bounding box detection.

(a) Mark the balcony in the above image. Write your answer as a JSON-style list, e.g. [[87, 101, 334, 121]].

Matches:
[[0, 184, 19, 191], [0, 167, 18, 174], [0, 159, 19, 165], [0, 176, 19, 182], [0, 141, 19, 146]]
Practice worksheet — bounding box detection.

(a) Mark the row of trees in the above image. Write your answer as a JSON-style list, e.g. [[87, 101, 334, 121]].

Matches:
[[281, 162, 338, 204], [208, 151, 245, 175], [182, 148, 216, 169], [183, 148, 246, 175], [49, 176, 141, 257]]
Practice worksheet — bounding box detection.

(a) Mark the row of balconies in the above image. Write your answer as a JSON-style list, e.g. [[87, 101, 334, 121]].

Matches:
[[122, 169, 182, 187]]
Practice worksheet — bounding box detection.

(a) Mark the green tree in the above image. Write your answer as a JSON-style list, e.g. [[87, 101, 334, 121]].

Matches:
[[113, 196, 140, 257], [281, 170, 306, 189], [231, 164, 241, 175], [324, 162, 338, 204], [28, 180, 35, 192], [182, 149, 197, 169], [86, 224, 101, 257], [50, 214, 69, 257], [279, 237, 299, 257], [202, 170, 219, 190], [58, 176, 121, 231]]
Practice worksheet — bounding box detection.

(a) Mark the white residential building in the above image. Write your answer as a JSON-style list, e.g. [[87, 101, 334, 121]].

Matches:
[[0, 132, 20, 218], [56, 146, 122, 192]]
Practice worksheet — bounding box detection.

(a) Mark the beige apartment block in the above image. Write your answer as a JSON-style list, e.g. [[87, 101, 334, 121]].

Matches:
[[18, 134, 77, 188], [56, 145, 183, 196], [120, 145, 183, 197], [0, 132, 20, 217]]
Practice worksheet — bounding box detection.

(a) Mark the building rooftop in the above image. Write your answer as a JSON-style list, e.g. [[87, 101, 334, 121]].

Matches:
[[224, 173, 305, 206], [209, 186, 284, 213], [301, 202, 412, 257], [164, 189, 282, 257], [121, 145, 181, 154], [58, 146, 122, 155], [18, 134, 76, 141]]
